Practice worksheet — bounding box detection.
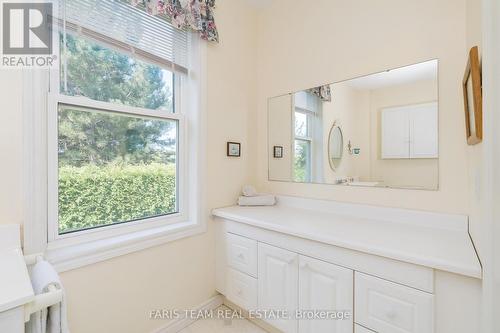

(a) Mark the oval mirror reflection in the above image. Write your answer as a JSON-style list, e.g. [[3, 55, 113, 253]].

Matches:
[[329, 124, 343, 170]]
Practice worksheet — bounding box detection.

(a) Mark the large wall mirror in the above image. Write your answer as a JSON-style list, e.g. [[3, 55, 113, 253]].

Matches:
[[268, 60, 439, 190]]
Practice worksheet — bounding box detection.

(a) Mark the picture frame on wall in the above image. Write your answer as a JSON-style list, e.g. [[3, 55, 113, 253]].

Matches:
[[273, 146, 283, 158], [463, 46, 483, 145], [227, 142, 241, 157]]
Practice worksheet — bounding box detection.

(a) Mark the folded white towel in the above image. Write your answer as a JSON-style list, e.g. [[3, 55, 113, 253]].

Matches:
[[238, 194, 276, 206], [242, 185, 258, 197], [26, 260, 69, 333]]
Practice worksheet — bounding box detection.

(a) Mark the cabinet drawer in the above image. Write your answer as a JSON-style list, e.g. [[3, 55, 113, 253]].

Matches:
[[355, 324, 377, 333], [226, 233, 258, 277], [226, 268, 257, 310], [355, 272, 434, 333]]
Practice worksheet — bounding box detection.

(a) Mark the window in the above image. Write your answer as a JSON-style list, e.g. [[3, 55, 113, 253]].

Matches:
[[51, 32, 183, 238], [57, 104, 178, 234], [293, 91, 322, 183], [23, 0, 203, 271], [293, 110, 312, 182], [61, 33, 175, 112], [46, 0, 194, 243]]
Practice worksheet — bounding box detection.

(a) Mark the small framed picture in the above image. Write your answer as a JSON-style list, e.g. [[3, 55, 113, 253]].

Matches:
[[463, 46, 482, 145], [227, 142, 241, 157], [273, 146, 283, 158]]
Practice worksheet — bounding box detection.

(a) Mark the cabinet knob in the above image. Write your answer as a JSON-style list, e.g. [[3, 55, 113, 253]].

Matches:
[[237, 253, 245, 260], [237, 289, 243, 296], [386, 310, 397, 320]]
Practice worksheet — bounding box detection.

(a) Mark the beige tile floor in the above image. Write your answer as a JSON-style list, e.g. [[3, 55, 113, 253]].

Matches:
[[178, 306, 268, 333]]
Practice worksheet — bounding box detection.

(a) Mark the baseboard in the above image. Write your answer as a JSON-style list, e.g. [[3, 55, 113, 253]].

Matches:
[[151, 295, 224, 333]]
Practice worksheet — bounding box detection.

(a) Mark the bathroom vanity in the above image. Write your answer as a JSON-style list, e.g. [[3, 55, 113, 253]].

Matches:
[[213, 196, 481, 333]]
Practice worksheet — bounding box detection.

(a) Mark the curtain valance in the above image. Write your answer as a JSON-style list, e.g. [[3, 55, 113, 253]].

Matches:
[[308, 85, 332, 102], [130, 0, 219, 42]]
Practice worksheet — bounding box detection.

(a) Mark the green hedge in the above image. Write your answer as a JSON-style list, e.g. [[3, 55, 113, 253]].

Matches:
[[58, 164, 176, 233]]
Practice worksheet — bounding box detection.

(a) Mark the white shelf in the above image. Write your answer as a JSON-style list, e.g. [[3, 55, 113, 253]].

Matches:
[[0, 225, 34, 313]]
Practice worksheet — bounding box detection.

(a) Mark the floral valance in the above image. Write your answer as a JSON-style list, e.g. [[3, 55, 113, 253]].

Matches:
[[130, 0, 219, 42], [308, 85, 332, 102]]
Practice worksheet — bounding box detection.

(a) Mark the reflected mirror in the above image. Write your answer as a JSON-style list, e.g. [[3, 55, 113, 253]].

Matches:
[[268, 60, 439, 190], [328, 123, 343, 171]]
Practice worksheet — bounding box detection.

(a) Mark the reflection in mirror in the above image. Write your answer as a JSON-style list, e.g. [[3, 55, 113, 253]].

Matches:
[[328, 123, 343, 171], [268, 60, 439, 190]]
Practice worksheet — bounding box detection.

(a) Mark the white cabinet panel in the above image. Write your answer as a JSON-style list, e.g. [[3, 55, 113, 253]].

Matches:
[[410, 103, 438, 158], [298, 256, 353, 333], [381, 107, 410, 159], [226, 233, 258, 277], [381, 102, 438, 159], [355, 272, 434, 333], [0, 307, 24, 333], [226, 268, 258, 310], [258, 243, 298, 333]]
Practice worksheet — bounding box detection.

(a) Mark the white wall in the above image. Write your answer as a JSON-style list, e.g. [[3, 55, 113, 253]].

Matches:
[[0, 0, 258, 332], [257, 0, 469, 214], [466, 0, 500, 332]]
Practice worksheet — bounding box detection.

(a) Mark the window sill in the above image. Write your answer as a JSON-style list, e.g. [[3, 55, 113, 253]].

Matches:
[[45, 220, 206, 272]]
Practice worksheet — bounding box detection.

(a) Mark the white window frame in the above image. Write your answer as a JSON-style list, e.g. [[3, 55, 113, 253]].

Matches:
[[23, 30, 207, 272], [292, 91, 323, 183], [293, 108, 313, 182]]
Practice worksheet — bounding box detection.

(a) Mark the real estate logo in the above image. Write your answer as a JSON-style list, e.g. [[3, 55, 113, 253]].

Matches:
[[1, 0, 56, 68]]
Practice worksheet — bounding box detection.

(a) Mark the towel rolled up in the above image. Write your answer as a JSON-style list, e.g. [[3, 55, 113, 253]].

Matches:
[[238, 194, 276, 206], [26, 260, 69, 333]]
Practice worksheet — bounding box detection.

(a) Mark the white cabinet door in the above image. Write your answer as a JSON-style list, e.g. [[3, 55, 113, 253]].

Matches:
[[409, 103, 438, 158], [298, 256, 354, 333], [258, 243, 298, 333], [382, 103, 438, 160], [381, 107, 410, 159]]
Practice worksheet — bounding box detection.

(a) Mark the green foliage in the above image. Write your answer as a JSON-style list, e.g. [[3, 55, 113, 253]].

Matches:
[[58, 164, 176, 234], [58, 107, 176, 167], [293, 140, 308, 182], [56, 34, 179, 234], [63, 33, 172, 111]]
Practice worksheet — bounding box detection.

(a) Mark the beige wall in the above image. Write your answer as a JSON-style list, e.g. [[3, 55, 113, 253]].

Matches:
[[268, 94, 293, 181], [0, 70, 23, 226], [322, 83, 371, 183], [0, 0, 258, 332], [256, 0, 469, 214], [369, 79, 439, 188], [255, 2, 482, 332]]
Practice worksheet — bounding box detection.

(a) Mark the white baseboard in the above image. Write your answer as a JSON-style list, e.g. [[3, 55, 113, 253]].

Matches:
[[151, 295, 224, 333]]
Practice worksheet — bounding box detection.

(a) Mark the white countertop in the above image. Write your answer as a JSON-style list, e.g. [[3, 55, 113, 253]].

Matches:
[[212, 196, 482, 279], [0, 225, 34, 313]]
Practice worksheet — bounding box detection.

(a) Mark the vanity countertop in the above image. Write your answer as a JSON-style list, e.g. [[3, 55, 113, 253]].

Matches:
[[212, 196, 482, 279]]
